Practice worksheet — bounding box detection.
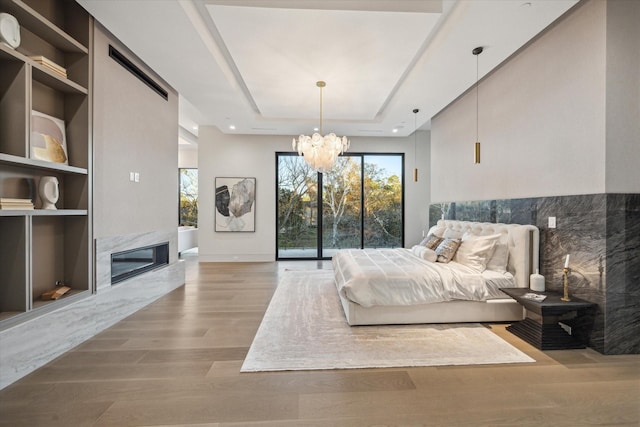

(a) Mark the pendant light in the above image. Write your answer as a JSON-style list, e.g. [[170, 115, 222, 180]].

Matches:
[[292, 81, 350, 172], [472, 46, 483, 164], [412, 108, 419, 182]]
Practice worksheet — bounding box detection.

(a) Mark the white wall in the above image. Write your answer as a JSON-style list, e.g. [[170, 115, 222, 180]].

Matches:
[[93, 23, 179, 238], [198, 127, 430, 261], [431, 0, 608, 202], [179, 146, 198, 169], [605, 0, 640, 193]]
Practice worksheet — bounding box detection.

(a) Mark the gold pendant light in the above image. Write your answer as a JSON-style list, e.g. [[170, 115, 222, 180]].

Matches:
[[413, 108, 419, 182], [472, 46, 483, 164]]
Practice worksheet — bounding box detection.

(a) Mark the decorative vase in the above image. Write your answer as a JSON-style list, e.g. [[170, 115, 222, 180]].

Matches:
[[0, 13, 21, 49], [530, 269, 545, 292], [39, 176, 59, 210]]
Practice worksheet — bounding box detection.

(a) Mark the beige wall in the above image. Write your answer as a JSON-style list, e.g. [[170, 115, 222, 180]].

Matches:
[[605, 0, 640, 193], [431, 0, 610, 202], [198, 128, 430, 262], [179, 146, 198, 169], [92, 22, 179, 238]]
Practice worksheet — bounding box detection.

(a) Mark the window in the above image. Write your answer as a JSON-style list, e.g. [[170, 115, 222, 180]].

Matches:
[[179, 168, 198, 227], [277, 153, 403, 259]]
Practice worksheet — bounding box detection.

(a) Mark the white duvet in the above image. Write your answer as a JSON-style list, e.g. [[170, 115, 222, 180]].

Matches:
[[333, 248, 513, 308]]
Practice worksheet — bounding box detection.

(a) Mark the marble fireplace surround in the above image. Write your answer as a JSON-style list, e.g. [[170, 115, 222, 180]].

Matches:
[[0, 230, 185, 389], [96, 229, 179, 292], [429, 193, 639, 355]]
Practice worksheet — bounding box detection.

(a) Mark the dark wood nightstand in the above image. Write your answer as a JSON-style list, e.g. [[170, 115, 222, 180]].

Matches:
[[500, 287, 596, 350]]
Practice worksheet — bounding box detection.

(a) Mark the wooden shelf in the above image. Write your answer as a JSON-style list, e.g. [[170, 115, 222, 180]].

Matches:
[[1, 290, 91, 329], [0, 42, 26, 61], [0, 153, 88, 174], [0, 311, 23, 322], [32, 289, 88, 310], [0, 0, 88, 54], [0, 209, 87, 217], [30, 60, 88, 94]]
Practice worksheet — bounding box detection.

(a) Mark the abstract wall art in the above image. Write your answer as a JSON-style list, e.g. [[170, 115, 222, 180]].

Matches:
[[30, 110, 68, 164], [215, 177, 256, 232]]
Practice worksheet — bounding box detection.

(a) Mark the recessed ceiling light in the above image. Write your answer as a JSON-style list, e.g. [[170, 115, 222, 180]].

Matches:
[[192, 125, 198, 130], [392, 128, 399, 133], [313, 127, 319, 132], [229, 125, 236, 130]]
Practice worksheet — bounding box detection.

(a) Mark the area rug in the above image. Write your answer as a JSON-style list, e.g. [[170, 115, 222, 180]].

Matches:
[[241, 270, 534, 372]]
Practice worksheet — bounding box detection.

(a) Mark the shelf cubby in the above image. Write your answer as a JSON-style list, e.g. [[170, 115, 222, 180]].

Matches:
[[0, 47, 28, 158], [0, 0, 88, 54], [0, 216, 29, 315]]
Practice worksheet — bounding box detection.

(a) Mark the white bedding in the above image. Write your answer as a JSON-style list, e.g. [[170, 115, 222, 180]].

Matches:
[[333, 248, 514, 308]]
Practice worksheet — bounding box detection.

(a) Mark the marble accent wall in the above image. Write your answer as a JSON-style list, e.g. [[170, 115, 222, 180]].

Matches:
[[605, 194, 640, 354], [429, 193, 639, 355]]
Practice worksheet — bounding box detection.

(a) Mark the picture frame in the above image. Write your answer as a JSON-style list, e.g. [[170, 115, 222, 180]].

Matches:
[[30, 110, 68, 165], [215, 177, 256, 232]]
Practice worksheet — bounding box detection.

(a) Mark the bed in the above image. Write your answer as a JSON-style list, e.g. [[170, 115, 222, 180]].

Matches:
[[332, 220, 539, 325]]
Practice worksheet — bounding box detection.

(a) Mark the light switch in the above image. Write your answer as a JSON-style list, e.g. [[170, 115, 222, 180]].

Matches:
[[134, 172, 140, 182], [129, 172, 135, 181], [548, 216, 556, 229]]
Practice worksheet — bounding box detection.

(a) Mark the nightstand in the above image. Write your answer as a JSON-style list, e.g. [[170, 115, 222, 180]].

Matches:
[[500, 287, 596, 350]]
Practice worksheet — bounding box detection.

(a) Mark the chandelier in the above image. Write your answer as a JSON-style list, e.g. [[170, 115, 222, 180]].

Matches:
[[292, 81, 350, 172]]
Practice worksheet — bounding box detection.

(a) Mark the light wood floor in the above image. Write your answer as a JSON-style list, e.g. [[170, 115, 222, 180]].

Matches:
[[1, 258, 638, 427]]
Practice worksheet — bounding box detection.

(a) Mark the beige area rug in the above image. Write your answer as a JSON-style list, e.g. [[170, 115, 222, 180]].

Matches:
[[241, 270, 534, 372]]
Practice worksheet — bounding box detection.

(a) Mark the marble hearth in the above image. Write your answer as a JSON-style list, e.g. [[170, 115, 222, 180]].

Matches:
[[0, 229, 185, 389]]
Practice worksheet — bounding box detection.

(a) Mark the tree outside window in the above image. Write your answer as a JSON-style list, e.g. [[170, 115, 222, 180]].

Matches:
[[179, 168, 198, 227]]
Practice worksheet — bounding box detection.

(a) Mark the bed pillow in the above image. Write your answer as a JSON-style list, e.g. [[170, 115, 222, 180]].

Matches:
[[454, 233, 500, 272], [411, 245, 437, 262], [485, 234, 510, 273], [435, 238, 461, 263], [418, 234, 443, 250], [442, 228, 464, 239]]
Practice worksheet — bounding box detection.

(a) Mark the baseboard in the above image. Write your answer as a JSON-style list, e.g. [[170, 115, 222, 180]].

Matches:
[[197, 253, 274, 262]]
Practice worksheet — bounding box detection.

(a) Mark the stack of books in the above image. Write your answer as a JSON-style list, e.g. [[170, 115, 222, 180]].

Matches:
[[0, 198, 34, 210], [29, 55, 67, 79]]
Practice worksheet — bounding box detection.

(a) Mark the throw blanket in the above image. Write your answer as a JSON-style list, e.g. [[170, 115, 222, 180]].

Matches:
[[333, 248, 506, 308]]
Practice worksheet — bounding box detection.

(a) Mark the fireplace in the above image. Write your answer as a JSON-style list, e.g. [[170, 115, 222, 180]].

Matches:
[[111, 242, 169, 284]]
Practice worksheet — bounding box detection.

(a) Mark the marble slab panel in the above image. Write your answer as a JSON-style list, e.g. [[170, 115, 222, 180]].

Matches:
[[605, 194, 640, 354], [95, 229, 178, 291], [0, 260, 185, 389]]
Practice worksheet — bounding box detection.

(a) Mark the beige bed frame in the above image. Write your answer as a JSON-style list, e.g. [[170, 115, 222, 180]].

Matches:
[[336, 220, 540, 326]]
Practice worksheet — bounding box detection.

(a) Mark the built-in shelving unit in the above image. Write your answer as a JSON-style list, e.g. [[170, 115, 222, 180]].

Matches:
[[0, 0, 92, 327]]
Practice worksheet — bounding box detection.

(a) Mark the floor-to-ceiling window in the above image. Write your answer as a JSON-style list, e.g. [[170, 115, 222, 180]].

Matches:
[[179, 168, 198, 226], [276, 153, 403, 259]]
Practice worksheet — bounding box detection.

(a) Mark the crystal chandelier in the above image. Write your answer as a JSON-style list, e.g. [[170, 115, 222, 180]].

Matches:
[[292, 81, 350, 172]]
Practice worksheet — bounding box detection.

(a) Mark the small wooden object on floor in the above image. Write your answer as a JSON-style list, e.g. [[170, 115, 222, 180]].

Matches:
[[41, 285, 71, 301]]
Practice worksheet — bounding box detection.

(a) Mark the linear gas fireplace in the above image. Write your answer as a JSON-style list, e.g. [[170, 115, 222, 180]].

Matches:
[[111, 242, 169, 284]]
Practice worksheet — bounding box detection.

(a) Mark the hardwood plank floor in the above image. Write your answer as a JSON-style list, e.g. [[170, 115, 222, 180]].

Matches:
[[0, 257, 638, 427]]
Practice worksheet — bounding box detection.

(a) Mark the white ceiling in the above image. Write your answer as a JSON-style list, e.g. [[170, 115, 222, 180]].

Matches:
[[77, 0, 579, 140]]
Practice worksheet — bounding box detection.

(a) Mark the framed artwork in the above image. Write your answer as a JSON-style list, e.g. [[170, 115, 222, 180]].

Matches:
[[30, 110, 68, 164], [215, 177, 256, 232]]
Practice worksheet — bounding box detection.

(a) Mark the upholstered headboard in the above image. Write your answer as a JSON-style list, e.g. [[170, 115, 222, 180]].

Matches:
[[427, 220, 540, 289]]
